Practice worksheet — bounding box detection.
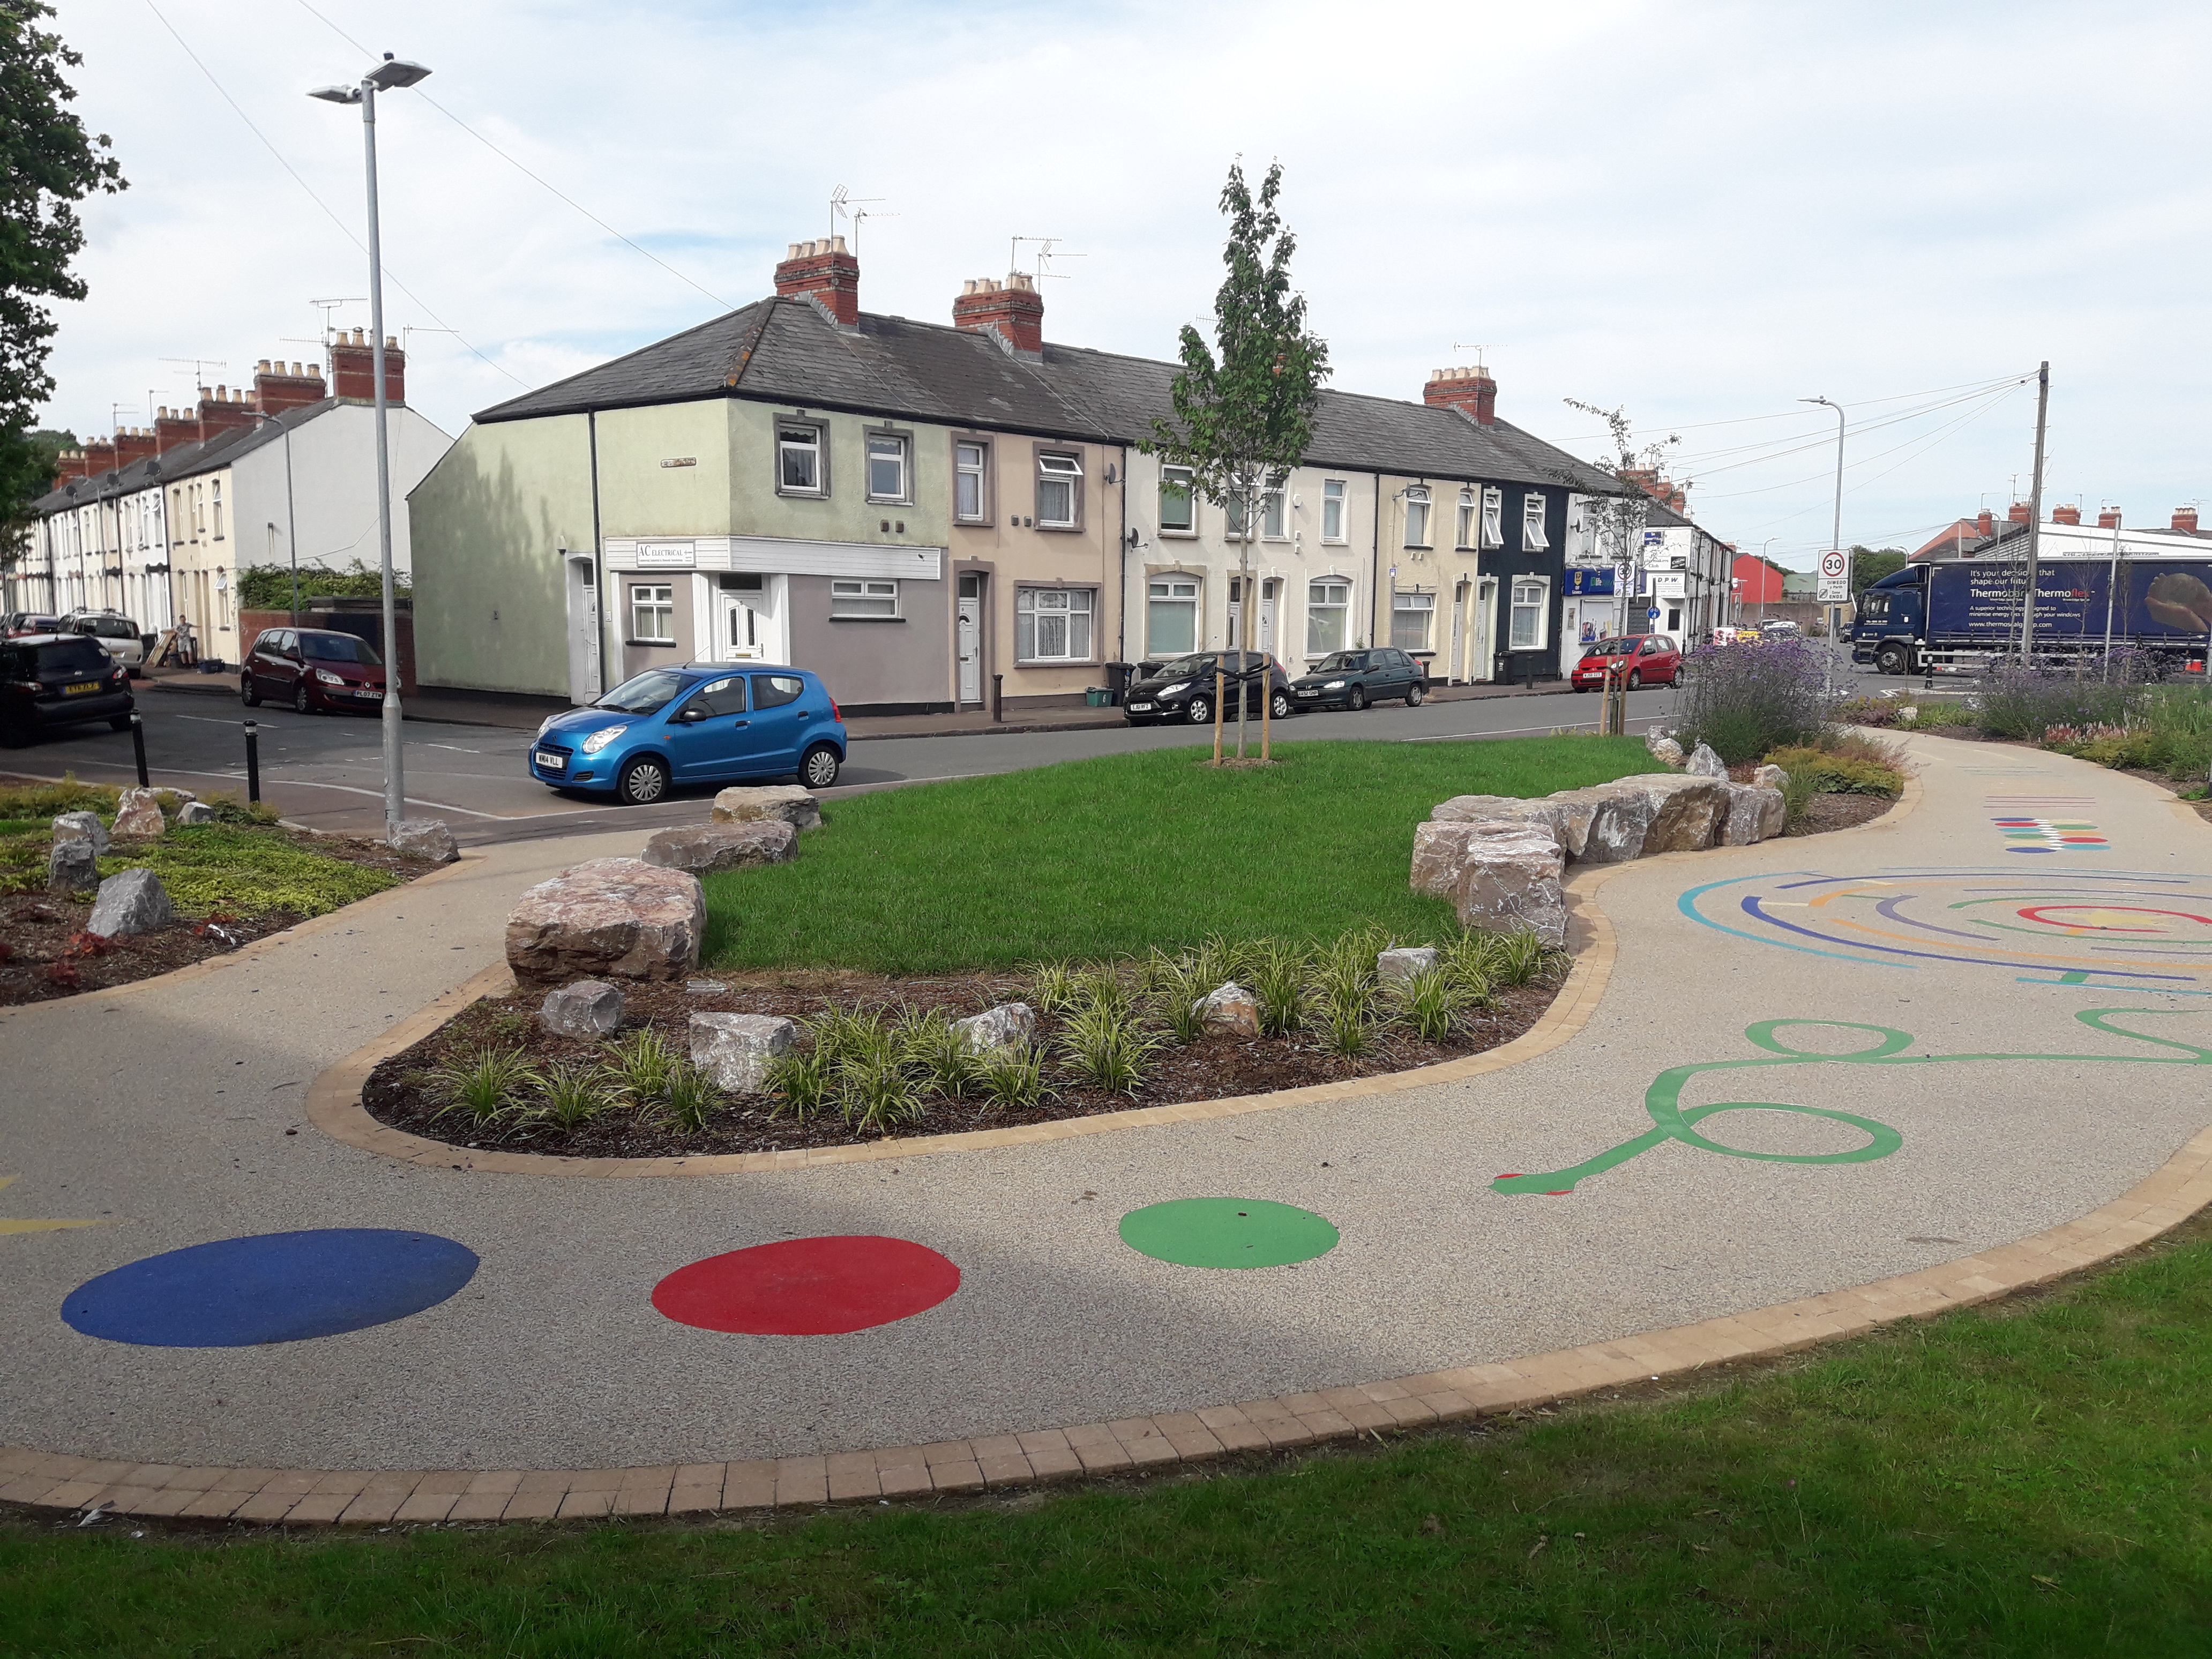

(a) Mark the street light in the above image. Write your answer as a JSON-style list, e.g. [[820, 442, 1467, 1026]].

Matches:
[[1800, 396, 1845, 657], [310, 53, 429, 832]]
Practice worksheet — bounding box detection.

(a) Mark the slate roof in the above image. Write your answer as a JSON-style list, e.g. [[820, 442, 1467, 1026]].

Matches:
[[28, 398, 341, 518]]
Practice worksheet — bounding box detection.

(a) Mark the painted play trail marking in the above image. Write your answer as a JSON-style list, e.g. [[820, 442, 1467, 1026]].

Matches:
[[1119, 1198, 1340, 1268], [0, 1175, 103, 1236], [652, 1236, 960, 1335]]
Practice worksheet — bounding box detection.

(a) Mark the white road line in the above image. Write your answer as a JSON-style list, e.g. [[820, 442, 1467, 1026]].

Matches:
[[1402, 722, 1603, 741], [44, 759, 512, 819]]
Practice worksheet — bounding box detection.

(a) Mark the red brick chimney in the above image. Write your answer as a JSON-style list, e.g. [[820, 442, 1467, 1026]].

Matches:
[[774, 235, 860, 328], [53, 447, 92, 482], [1423, 364, 1497, 425], [2007, 500, 2032, 525], [1976, 509, 1994, 539], [155, 406, 199, 454], [2051, 504, 2081, 526], [2096, 507, 2121, 530], [328, 330, 406, 404], [255, 357, 327, 415], [196, 384, 258, 440], [952, 272, 1044, 356], [80, 437, 118, 475], [113, 427, 158, 469], [2174, 506, 2200, 533]]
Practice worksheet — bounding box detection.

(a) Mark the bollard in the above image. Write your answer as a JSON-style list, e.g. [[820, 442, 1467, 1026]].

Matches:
[[243, 720, 260, 804], [129, 712, 148, 787], [1212, 670, 1225, 765], [991, 673, 1003, 723]]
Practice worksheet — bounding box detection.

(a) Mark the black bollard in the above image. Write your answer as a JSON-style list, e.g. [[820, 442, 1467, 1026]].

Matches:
[[129, 713, 148, 787], [244, 720, 260, 804], [991, 673, 1003, 723]]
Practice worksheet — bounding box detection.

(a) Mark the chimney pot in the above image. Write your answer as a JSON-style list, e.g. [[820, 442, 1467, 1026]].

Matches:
[[952, 264, 1044, 354], [772, 231, 862, 327], [2176, 506, 2200, 532], [2008, 500, 2032, 524], [2051, 504, 2081, 525], [1422, 361, 1498, 425]]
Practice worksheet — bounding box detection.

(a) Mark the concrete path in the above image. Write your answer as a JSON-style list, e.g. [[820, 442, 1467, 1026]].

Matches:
[[4, 734, 2210, 1498]]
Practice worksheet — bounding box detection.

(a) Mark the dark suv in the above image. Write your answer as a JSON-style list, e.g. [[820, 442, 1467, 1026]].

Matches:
[[0, 633, 134, 746], [242, 627, 388, 714]]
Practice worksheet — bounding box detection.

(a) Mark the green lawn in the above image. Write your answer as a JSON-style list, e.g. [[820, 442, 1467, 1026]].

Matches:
[[703, 737, 1662, 973], [6, 1218, 2207, 1656]]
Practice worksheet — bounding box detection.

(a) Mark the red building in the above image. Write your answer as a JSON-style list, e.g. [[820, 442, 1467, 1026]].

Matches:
[[1732, 552, 1790, 605]]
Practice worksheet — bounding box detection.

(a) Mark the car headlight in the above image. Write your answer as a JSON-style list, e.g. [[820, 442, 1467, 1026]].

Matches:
[[315, 668, 346, 685], [1324, 679, 1346, 690], [579, 724, 626, 754], [1157, 681, 1191, 697], [536, 714, 556, 737]]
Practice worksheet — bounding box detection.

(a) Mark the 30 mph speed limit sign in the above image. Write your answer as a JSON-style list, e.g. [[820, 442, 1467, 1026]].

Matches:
[[1817, 550, 1851, 603]]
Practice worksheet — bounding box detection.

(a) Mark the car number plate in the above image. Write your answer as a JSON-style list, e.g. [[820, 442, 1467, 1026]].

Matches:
[[1297, 688, 1318, 697], [534, 750, 565, 770], [1127, 701, 1153, 712], [64, 681, 100, 696]]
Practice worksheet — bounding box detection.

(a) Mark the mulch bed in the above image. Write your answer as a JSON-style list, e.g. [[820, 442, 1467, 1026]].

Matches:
[[1785, 792, 1897, 836], [363, 970, 1569, 1160]]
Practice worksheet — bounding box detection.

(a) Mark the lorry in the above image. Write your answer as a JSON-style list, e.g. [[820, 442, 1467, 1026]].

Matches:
[[1850, 555, 2212, 677]]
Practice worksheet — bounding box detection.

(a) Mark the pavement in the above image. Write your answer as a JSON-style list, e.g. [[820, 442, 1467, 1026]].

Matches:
[[3, 733, 2209, 1496]]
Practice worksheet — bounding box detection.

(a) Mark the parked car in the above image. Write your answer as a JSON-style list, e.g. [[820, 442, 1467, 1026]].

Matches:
[[528, 662, 847, 805], [1123, 652, 1295, 725], [241, 626, 389, 714], [67, 610, 147, 673], [3, 612, 65, 639], [0, 632, 134, 747], [1570, 634, 1682, 691], [1759, 617, 1802, 636], [1289, 647, 1428, 711]]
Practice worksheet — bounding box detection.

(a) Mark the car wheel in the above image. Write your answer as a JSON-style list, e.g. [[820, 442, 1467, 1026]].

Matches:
[[1405, 681, 1425, 707], [1186, 696, 1213, 725], [1269, 690, 1292, 720], [241, 675, 260, 708], [294, 683, 312, 715], [1628, 669, 1643, 689], [617, 755, 669, 805], [1347, 685, 1367, 712], [799, 741, 841, 790], [1875, 642, 1910, 675]]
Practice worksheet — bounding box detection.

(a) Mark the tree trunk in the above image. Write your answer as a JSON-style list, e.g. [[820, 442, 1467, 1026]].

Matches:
[[1235, 462, 1253, 760]]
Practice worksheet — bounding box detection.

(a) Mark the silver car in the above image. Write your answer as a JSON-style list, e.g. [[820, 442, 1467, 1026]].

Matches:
[[67, 611, 147, 674]]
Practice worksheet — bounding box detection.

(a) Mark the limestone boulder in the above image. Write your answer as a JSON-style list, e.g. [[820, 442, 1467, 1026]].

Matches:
[[390, 818, 459, 864], [1721, 783, 1789, 846], [110, 788, 165, 838], [51, 810, 108, 856], [953, 1002, 1036, 1057], [86, 867, 173, 938], [641, 819, 797, 875], [46, 838, 99, 894], [1453, 827, 1567, 947], [1570, 775, 1731, 862], [540, 979, 624, 1038], [710, 784, 822, 831], [1643, 776, 1732, 852], [1430, 795, 1568, 846], [1685, 742, 1728, 778], [1197, 982, 1260, 1038], [1377, 945, 1439, 984], [1650, 738, 1685, 769], [1752, 763, 1790, 791], [504, 856, 706, 987], [176, 801, 216, 825], [1410, 821, 1479, 898], [690, 1012, 796, 1093]]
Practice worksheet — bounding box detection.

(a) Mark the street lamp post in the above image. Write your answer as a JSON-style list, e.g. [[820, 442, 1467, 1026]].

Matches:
[[311, 53, 429, 833], [1801, 397, 1845, 674], [1758, 535, 1777, 627]]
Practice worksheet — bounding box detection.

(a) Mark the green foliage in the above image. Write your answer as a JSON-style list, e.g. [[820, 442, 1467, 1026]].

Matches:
[[1778, 764, 1820, 827], [603, 1028, 681, 1106], [235, 557, 412, 610], [428, 1045, 538, 1126], [1894, 699, 1976, 730], [530, 1060, 619, 1131], [90, 826, 397, 917], [763, 1048, 832, 1122], [838, 1042, 926, 1134], [653, 1060, 722, 1134], [1432, 932, 1496, 1006], [1393, 966, 1467, 1043], [1251, 938, 1308, 1037], [1848, 545, 1910, 596], [1023, 960, 1081, 1015], [1765, 744, 1904, 797], [977, 1043, 1051, 1111], [1058, 999, 1159, 1095], [898, 1010, 980, 1100]]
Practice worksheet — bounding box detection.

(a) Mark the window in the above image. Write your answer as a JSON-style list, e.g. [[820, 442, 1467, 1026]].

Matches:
[[1403, 486, 1431, 548], [1456, 489, 1478, 549], [1017, 586, 1094, 661], [679, 676, 748, 719], [866, 433, 909, 502], [1481, 486, 1504, 549], [630, 583, 675, 642], [1262, 471, 1288, 539], [830, 578, 899, 618], [1307, 578, 1351, 655], [1522, 492, 1550, 550], [1036, 451, 1082, 527], [1509, 578, 1548, 650], [1322, 479, 1346, 541], [752, 673, 804, 708], [211, 481, 223, 540], [955, 442, 988, 521], [777, 422, 825, 495], [1391, 591, 1435, 651], [1223, 487, 1249, 540], [1159, 465, 1195, 534], [1148, 577, 1198, 655]]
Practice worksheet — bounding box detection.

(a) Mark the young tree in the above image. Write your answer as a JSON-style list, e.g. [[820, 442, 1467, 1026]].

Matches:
[[1850, 545, 1908, 597], [0, 3, 125, 581], [1558, 401, 1680, 637], [1143, 160, 1328, 759]]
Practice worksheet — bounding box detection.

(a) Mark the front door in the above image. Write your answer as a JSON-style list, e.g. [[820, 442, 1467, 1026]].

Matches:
[[957, 574, 982, 704], [1449, 584, 1467, 686], [1258, 579, 1277, 657], [566, 558, 599, 705], [718, 589, 767, 663], [1471, 579, 1497, 682]]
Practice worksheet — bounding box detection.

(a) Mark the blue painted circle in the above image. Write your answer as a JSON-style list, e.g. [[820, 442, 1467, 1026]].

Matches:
[[62, 1228, 479, 1347]]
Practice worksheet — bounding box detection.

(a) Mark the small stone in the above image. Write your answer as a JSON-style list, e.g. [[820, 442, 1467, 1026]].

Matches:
[[1752, 763, 1790, 791], [689, 1011, 796, 1093], [86, 867, 173, 938], [953, 1002, 1036, 1056], [1377, 946, 1439, 984], [1685, 742, 1728, 778], [505, 856, 706, 987], [1643, 726, 1672, 753], [176, 801, 216, 825], [110, 788, 165, 838], [1650, 738, 1685, 769], [641, 819, 797, 874], [686, 979, 729, 995], [51, 811, 108, 856], [46, 838, 99, 894], [540, 979, 624, 1038], [1196, 982, 1260, 1038], [390, 818, 459, 863], [1897, 706, 1919, 722], [709, 784, 823, 831]]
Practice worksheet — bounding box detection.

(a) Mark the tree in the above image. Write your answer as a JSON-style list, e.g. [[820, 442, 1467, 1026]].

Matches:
[[1850, 545, 1908, 597], [1558, 401, 1679, 636], [0, 3, 125, 570], [1142, 160, 1328, 760]]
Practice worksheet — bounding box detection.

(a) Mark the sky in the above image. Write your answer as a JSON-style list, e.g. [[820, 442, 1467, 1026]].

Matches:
[[38, 0, 2212, 569]]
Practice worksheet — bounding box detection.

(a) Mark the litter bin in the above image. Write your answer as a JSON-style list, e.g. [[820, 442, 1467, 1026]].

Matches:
[[1084, 687, 1110, 707], [1103, 661, 1134, 706]]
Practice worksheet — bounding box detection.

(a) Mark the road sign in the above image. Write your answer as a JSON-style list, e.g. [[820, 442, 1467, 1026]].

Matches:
[[1816, 549, 1851, 604], [1647, 607, 1660, 620]]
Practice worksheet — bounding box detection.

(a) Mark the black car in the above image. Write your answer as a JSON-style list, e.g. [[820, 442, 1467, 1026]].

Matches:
[[1290, 648, 1428, 711], [0, 633, 135, 747], [1124, 652, 1296, 726]]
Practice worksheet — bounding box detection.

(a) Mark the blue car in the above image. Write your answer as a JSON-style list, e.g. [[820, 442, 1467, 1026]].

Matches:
[[528, 662, 847, 805]]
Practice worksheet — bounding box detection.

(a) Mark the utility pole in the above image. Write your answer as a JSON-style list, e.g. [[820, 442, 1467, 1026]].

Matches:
[[2019, 361, 2051, 656]]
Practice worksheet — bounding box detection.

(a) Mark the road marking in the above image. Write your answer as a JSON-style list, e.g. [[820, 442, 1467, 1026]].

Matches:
[[39, 759, 511, 819], [1403, 722, 1603, 741], [421, 743, 483, 753]]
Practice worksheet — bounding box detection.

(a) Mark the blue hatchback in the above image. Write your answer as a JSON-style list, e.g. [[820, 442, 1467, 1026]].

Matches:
[[528, 662, 847, 805]]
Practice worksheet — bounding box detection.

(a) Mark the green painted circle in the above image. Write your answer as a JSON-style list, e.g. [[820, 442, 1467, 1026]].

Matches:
[[1118, 1198, 1340, 1269]]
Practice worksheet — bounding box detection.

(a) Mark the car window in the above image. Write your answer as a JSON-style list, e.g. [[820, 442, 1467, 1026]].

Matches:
[[1155, 654, 1216, 679], [596, 668, 690, 715], [32, 639, 110, 676], [682, 676, 748, 718], [92, 618, 136, 639], [752, 674, 805, 709], [1317, 652, 1366, 671], [302, 633, 380, 664]]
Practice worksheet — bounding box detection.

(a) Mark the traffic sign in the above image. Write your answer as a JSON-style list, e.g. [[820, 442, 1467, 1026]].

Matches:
[[1816, 549, 1851, 603], [1647, 607, 1660, 620]]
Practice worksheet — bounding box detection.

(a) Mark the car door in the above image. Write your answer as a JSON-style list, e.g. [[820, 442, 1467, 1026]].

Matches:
[[663, 675, 751, 781], [739, 672, 812, 775]]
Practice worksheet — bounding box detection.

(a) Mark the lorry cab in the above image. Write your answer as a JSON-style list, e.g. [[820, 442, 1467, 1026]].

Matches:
[[1850, 564, 1929, 674]]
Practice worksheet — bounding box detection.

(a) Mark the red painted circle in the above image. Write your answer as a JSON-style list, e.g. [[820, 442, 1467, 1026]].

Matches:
[[652, 1236, 960, 1335]]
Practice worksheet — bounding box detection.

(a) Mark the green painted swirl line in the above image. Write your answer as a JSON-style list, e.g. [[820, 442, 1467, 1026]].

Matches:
[[1492, 1009, 2212, 1197]]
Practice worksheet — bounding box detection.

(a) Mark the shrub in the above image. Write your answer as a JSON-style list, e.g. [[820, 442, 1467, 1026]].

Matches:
[[430, 1045, 539, 1126], [1392, 968, 1467, 1043], [764, 1049, 833, 1120], [978, 1044, 1052, 1111], [898, 1011, 980, 1099], [1058, 999, 1159, 1094], [1765, 744, 1903, 797], [1671, 637, 1839, 764], [654, 1060, 723, 1134], [1975, 657, 2137, 740], [236, 557, 410, 609], [1024, 960, 1082, 1015], [532, 1060, 619, 1130], [1894, 700, 1975, 730], [1251, 939, 1309, 1037], [604, 1028, 681, 1105]]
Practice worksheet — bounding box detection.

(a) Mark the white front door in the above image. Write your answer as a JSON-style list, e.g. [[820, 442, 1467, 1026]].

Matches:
[[566, 557, 600, 705], [1471, 578, 1497, 682], [1258, 580, 1277, 657], [1449, 585, 1467, 686], [718, 587, 768, 662], [957, 574, 982, 704]]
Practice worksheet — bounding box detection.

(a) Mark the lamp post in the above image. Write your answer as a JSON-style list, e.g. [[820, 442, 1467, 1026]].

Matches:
[[1759, 535, 1777, 627], [1801, 397, 1845, 671], [311, 53, 429, 833]]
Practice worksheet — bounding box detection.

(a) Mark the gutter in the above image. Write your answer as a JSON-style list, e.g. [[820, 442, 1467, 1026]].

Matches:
[[588, 409, 608, 695], [1370, 471, 1382, 648]]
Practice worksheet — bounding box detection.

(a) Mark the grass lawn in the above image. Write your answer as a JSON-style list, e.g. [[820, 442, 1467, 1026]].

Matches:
[[703, 736, 1662, 974], [6, 1217, 2207, 1656]]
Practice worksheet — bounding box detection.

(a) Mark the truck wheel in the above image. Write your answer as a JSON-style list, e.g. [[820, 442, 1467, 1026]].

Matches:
[[1876, 642, 1911, 675]]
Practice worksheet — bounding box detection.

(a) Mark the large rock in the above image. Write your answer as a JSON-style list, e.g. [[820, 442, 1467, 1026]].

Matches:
[[176, 801, 216, 825], [1753, 763, 1790, 791], [1411, 820, 1480, 898], [110, 788, 165, 838], [1643, 776, 1732, 852], [710, 785, 822, 831], [953, 1002, 1036, 1057], [1454, 826, 1567, 946], [1430, 795, 1569, 847], [1377, 946, 1439, 984], [51, 810, 108, 856], [641, 819, 797, 875], [1197, 982, 1260, 1038], [1721, 783, 1788, 846], [1649, 738, 1685, 769], [86, 867, 173, 938], [690, 1012, 796, 1093], [1568, 775, 1731, 862], [504, 856, 706, 987], [1685, 742, 1728, 778], [540, 979, 624, 1038], [46, 838, 99, 894], [390, 818, 459, 864]]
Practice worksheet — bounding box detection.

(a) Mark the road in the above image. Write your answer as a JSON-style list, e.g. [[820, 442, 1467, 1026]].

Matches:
[[11, 681, 1687, 844]]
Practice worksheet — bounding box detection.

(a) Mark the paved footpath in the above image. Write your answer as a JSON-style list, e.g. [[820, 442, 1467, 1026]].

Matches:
[[4, 734, 2210, 1522]]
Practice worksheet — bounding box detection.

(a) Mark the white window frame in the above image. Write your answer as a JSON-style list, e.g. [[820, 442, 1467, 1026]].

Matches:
[[865, 432, 910, 504], [776, 421, 826, 497], [1159, 465, 1196, 535], [1509, 577, 1549, 651], [1016, 585, 1094, 662], [1306, 577, 1351, 656], [1261, 470, 1289, 540], [1456, 488, 1477, 550], [211, 480, 223, 540], [830, 578, 900, 619], [630, 582, 675, 643], [1480, 485, 1504, 550], [1036, 451, 1083, 528], [1403, 486, 1432, 550], [955, 441, 989, 522], [1391, 589, 1436, 651], [1522, 492, 1550, 551], [1146, 576, 1199, 656], [1321, 479, 1346, 542]]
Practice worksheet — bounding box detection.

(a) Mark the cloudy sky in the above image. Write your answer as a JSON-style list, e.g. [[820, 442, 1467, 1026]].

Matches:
[[41, 0, 2212, 567]]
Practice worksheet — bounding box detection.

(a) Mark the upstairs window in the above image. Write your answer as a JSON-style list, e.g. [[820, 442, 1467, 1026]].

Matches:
[[211, 480, 223, 540], [1481, 485, 1504, 549], [1160, 465, 1195, 534], [1522, 492, 1550, 551], [1262, 470, 1288, 539], [1403, 486, 1431, 549], [1456, 488, 1477, 549], [1321, 479, 1346, 541], [777, 422, 825, 496], [955, 442, 988, 521], [866, 434, 909, 503], [1037, 452, 1082, 527]]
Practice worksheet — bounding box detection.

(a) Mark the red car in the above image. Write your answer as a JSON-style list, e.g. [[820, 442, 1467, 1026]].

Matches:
[[241, 626, 389, 714], [1570, 633, 1681, 691]]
